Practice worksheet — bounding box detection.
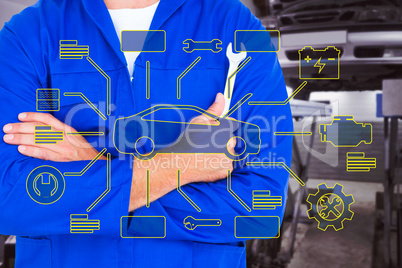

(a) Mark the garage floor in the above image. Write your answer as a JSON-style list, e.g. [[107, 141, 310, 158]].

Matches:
[[284, 178, 389, 268]]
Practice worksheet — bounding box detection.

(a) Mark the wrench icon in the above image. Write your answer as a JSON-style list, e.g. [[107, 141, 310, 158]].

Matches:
[[183, 216, 222, 230], [33, 173, 58, 198], [221, 43, 247, 116], [183, 39, 222, 53], [319, 196, 342, 218]]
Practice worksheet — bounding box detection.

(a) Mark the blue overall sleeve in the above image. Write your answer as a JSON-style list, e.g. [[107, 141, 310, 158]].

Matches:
[[0, 23, 132, 237], [133, 1, 293, 243]]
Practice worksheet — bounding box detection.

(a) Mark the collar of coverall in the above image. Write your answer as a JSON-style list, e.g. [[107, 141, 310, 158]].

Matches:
[[81, 0, 188, 66]]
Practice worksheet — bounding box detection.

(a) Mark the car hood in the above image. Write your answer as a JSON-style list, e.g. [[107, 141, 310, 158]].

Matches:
[[274, 0, 402, 32]]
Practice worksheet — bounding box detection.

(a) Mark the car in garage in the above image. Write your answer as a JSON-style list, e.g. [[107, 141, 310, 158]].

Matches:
[[264, 0, 402, 99]]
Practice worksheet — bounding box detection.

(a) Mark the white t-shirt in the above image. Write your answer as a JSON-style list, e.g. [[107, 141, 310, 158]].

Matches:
[[108, 1, 159, 77]]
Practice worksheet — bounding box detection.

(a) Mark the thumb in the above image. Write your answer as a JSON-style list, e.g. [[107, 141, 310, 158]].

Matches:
[[206, 93, 225, 116]]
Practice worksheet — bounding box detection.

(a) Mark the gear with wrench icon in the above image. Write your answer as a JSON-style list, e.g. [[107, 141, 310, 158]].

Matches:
[[307, 183, 354, 231]]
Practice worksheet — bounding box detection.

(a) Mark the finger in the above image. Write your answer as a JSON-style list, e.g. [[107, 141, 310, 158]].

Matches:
[[189, 113, 214, 125], [3, 133, 63, 152], [18, 145, 68, 162], [3, 133, 37, 146], [205, 93, 225, 117], [18, 112, 71, 131], [228, 137, 237, 148], [227, 137, 237, 154], [3, 122, 44, 134], [3, 133, 81, 157]]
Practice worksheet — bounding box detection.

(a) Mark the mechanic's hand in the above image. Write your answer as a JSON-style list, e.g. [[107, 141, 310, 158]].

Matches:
[[129, 93, 237, 211], [3, 112, 106, 161], [179, 93, 236, 183], [135, 93, 236, 184]]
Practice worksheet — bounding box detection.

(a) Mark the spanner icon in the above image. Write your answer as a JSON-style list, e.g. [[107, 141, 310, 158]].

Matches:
[[221, 43, 247, 116], [183, 216, 222, 230], [183, 39, 222, 53], [33, 173, 58, 198]]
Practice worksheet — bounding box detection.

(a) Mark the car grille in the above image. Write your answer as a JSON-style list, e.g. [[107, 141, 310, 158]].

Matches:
[[279, 9, 357, 26]]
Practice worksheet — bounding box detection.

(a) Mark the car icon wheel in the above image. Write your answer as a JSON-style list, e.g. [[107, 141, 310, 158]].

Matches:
[[226, 136, 247, 160], [135, 136, 156, 160]]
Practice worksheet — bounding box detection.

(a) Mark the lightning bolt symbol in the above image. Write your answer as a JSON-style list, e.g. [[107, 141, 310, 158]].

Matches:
[[314, 57, 325, 74]]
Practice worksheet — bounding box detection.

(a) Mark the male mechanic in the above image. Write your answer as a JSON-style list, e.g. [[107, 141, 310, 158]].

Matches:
[[0, 0, 292, 267]]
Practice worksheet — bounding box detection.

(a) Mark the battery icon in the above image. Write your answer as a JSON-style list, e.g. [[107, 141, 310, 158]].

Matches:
[[299, 46, 341, 79]]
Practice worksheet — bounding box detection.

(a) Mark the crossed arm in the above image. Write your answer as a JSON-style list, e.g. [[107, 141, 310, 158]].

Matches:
[[2, 93, 235, 211]]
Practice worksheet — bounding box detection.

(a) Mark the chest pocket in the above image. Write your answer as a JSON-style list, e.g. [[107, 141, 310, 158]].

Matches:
[[50, 72, 107, 133], [132, 63, 226, 111]]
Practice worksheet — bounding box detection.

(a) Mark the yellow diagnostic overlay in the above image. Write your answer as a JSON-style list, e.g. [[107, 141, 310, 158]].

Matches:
[[234, 216, 280, 238], [26, 166, 65, 205], [227, 171, 251, 212], [121, 216, 166, 238], [86, 153, 111, 212], [178, 170, 201, 212], [34, 125, 64, 144], [64, 148, 106, 177], [70, 214, 100, 234], [177, 56, 201, 99], [235, 30, 280, 52], [246, 162, 304, 186], [59, 40, 89, 59], [183, 216, 222, 230], [274, 132, 312, 136], [249, 81, 307, 106], [299, 46, 341, 79], [36, 89, 60, 111], [346, 152, 376, 172], [319, 115, 372, 147], [86, 57, 111, 116], [183, 39, 222, 53], [121, 30, 166, 52], [307, 183, 354, 231], [252, 190, 282, 210], [64, 92, 107, 120]]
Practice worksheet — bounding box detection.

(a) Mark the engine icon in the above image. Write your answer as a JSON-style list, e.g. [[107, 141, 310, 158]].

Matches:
[[319, 115, 372, 147]]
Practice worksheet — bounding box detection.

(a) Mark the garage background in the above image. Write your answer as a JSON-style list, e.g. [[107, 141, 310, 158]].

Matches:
[[0, 0, 401, 267]]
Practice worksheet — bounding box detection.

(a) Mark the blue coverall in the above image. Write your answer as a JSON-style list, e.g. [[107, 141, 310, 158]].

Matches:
[[0, 0, 293, 267]]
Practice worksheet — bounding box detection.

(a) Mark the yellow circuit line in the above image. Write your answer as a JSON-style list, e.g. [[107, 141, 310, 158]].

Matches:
[[274, 132, 312, 136], [246, 162, 305, 186], [177, 170, 201, 212], [227, 170, 252, 212], [146, 61, 150, 99], [146, 170, 150, 208], [64, 148, 107, 176], [66, 132, 105, 136], [249, 81, 308, 105], [87, 153, 111, 212], [87, 57, 111, 116], [177, 57, 201, 99], [222, 93, 253, 119], [64, 92, 107, 120]]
